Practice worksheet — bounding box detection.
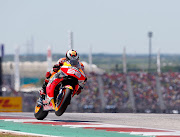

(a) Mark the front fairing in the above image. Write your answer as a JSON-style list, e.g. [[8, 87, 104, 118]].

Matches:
[[58, 61, 86, 81], [60, 66, 86, 81]]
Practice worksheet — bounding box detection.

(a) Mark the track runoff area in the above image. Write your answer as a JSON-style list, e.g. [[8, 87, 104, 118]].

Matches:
[[0, 113, 180, 137]]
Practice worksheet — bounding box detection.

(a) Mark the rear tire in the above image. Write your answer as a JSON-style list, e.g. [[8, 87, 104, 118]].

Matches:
[[34, 104, 49, 120], [55, 88, 72, 116]]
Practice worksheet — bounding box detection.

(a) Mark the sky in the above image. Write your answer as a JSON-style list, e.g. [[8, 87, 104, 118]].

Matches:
[[0, 0, 180, 55]]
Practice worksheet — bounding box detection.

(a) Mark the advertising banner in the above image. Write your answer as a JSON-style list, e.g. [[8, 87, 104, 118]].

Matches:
[[0, 97, 22, 112]]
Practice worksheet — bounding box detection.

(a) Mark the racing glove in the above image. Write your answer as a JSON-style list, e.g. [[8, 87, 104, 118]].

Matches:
[[77, 77, 87, 95], [53, 64, 60, 72], [76, 89, 82, 95]]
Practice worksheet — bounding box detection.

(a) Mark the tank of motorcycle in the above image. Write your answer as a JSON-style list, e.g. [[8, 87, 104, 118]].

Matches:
[[60, 66, 86, 81]]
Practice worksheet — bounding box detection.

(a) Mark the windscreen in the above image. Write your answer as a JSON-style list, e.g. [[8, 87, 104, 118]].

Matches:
[[68, 59, 80, 67]]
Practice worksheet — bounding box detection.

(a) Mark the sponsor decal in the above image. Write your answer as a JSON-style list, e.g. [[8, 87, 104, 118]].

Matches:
[[67, 69, 75, 74], [75, 71, 81, 78]]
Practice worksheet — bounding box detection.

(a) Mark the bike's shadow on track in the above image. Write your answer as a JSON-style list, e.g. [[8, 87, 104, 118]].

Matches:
[[51, 119, 98, 123]]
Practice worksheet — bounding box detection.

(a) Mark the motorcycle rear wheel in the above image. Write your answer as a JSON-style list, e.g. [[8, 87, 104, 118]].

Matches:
[[34, 104, 49, 120], [55, 88, 72, 116]]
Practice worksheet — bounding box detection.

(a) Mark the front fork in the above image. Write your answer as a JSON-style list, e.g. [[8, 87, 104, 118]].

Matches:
[[51, 85, 74, 110], [57, 88, 63, 101], [58, 85, 74, 99]]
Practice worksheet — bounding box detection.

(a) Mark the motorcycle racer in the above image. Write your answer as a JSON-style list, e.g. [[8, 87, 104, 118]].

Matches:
[[38, 49, 86, 105]]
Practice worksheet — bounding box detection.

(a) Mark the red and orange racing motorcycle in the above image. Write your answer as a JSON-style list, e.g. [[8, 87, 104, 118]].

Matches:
[[34, 60, 87, 120]]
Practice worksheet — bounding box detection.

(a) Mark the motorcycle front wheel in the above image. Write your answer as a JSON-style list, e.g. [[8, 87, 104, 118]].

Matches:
[[34, 103, 49, 120], [55, 88, 72, 116]]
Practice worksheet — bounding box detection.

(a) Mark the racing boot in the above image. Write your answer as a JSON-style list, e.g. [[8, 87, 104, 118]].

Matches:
[[37, 89, 46, 106], [37, 79, 49, 106]]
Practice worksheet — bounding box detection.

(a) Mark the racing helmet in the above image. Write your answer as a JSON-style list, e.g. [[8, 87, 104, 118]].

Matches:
[[66, 49, 79, 60]]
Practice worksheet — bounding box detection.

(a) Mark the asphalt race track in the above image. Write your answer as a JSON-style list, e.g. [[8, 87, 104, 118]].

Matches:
[[1, 112, 180, 130], [0, 112, 180, 137]]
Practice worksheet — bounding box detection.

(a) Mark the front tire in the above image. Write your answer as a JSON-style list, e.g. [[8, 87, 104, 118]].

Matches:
[[34, 104, 49, 120], [55, 88, 72, 116]]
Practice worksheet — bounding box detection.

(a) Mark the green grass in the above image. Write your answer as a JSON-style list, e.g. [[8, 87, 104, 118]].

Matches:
[[0, 133, 38, 137]]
